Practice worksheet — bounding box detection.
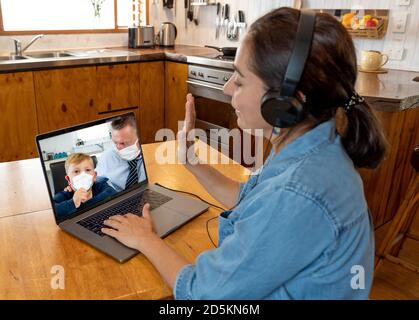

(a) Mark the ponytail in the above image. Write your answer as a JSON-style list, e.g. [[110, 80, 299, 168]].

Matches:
[[341, 100, 388, 169]]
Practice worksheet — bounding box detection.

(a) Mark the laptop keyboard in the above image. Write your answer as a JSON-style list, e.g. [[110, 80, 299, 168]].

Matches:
[[77, 189, 172, 237]]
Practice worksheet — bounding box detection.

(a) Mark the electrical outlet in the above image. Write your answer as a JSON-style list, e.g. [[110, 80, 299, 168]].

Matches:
[[392, 12, 409, 33], [387, 47, 404, 60], [398, 0, 411, 6]]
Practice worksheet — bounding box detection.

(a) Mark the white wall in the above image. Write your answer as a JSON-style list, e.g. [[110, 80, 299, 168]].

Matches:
[[150, 0, 419, 71]]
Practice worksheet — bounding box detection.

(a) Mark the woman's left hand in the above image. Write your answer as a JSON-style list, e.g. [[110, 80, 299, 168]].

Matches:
[[101, 203, 158, 251]]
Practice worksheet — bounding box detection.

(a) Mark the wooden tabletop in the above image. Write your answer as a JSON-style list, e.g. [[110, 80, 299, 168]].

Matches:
[[0, 141, 249, 299]]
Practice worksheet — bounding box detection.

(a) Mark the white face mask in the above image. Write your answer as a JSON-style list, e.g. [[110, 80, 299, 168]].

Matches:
[[71, 171, 94, 191], [115, 139, 140, 161]]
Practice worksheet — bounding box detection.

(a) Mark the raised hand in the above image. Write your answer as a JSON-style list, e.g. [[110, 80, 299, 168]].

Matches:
[[177, 93, 196, 164]]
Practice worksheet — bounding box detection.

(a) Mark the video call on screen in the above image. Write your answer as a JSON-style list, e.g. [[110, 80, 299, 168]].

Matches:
[[39, 119, 146, 220]]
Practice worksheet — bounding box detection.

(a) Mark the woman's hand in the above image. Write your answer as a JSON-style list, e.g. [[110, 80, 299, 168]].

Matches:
[[101, 203, 158, 251], [177, 93, 197, 164]]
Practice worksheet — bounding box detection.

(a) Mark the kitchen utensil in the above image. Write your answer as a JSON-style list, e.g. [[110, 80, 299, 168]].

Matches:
[[215, 2, 221, 39], [227, 17, 235, 40], [238, 10, 245, 24], [193, 5, 199, 25], [128, 25, 155, 48], [224, 4, 230, 38], [184, 0, 188, 28], [187, 0, 194, 21], [159, 22, 177, 46], [163, 0, 174, 8], [205, 45, 237, 57], [220, 5, 225, 35]]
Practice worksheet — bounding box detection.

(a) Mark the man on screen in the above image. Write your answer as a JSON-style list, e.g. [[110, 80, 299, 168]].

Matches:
[[95, 114, 146, 192]]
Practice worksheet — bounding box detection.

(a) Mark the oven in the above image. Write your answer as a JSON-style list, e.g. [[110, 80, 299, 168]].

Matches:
[[187, 60, 255, 166]]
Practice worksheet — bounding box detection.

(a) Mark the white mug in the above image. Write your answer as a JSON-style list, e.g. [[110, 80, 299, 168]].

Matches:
[[360, 50, 389, 71]]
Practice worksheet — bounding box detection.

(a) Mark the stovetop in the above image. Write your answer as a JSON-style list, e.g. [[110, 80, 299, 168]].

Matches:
[[187, 54, 234, 70]]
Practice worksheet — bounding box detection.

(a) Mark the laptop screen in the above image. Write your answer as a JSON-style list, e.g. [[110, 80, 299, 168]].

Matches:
[[36, 113, 148, 224]]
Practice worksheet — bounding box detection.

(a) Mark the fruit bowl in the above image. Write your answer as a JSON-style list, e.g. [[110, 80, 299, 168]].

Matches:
[[341, 14, 388, 39]]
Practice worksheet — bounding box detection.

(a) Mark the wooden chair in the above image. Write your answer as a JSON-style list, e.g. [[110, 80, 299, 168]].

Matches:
[[375, 146, 419, 273]]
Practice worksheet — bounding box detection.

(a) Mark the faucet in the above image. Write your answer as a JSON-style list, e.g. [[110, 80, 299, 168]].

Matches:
[[10, 34, 45, 56]]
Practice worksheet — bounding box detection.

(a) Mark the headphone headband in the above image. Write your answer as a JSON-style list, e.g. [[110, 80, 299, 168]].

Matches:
[[280, 10, 316, 97], [260, 9, 317, 128]]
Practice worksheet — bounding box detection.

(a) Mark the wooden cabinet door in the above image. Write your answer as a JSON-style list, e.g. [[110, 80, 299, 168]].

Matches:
[[96, 63, 140, 114], [34, 67, 97, 133], [165, 61, 188, 138], [358, 105, 419, 227], [0, 72, 38, 161], [139, 61, 165, 143]]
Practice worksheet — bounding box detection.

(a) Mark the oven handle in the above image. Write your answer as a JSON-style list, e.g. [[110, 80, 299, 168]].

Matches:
[[186, 80, 225, 92]]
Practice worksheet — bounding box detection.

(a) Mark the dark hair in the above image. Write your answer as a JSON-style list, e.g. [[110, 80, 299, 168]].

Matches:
[[247, 7, 387, 169], [111, 114, 137, 131]]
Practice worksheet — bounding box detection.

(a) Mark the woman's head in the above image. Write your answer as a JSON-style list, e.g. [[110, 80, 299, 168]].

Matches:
[[223, 7, 387, 169]]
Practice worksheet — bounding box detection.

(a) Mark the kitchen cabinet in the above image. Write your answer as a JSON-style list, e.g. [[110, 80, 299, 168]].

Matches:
[[358, 100, 419, 227], [165, 61, 188, 137], [96, 64, 140, 113], [0, 72, 38, 161], [34, 62, 164, 144], [0, 61, 165, 162], [34, 66, 98, 133], [139, 61, 165, 143]]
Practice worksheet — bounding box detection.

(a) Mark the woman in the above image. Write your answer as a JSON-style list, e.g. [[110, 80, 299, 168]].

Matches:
[[101, 7, 387, 299]]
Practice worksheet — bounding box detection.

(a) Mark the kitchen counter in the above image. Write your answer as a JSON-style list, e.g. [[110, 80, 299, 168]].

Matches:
[[0, 45, 219, 73], [1, 44, 418, 111], [356, 69, 419, 112]]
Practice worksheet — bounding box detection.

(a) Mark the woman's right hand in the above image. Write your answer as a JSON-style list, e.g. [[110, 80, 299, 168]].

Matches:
[[177, 93, 196, 164]]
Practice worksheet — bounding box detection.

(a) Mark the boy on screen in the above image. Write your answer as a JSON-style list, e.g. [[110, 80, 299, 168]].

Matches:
[[54, 153, 117, 217]]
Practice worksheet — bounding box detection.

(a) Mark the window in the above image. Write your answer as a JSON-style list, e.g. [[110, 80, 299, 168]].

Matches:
[[0, 0, 148, 34]]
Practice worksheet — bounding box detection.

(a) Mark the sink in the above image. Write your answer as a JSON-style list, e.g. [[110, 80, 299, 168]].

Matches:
[[25, 51, 75, 58], [0, 55, 28, 61]]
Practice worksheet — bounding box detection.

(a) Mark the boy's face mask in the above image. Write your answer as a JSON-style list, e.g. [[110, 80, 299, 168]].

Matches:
[[115, 139, 140, 161], [71, 171, 94, 191]]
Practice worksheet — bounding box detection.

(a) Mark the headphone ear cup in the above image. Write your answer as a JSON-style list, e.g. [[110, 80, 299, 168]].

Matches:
[[261, 91, 304, 128]]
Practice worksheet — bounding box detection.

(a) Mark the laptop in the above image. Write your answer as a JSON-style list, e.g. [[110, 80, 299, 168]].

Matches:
[[36, 112, 209, 262]]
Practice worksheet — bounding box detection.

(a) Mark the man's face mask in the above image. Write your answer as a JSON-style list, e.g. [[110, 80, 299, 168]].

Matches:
[[71, 171, 94, 191], [115, 139, 140, 161]]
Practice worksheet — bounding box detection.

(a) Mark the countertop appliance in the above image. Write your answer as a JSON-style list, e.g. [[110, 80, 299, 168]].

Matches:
[[128, 25, 155, 48], [158, 22, 177, 47]]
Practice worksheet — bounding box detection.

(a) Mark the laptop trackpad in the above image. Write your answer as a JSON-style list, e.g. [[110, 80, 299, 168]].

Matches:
[[151, 206, 188, 237]]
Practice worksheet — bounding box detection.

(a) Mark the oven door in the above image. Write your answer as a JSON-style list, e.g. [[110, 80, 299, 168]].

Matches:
[[187, 79, 252, 165]]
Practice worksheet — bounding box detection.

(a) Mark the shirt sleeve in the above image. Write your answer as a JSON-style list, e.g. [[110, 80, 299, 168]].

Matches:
[[173, 186, 335, 300], [53, 192, 77, 217]]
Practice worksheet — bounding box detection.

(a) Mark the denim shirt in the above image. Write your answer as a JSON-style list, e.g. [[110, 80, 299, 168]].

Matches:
[[174, 120, 374, 300]]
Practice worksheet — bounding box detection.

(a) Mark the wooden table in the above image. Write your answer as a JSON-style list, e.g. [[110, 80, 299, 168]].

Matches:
[[0, 141, 249, 299]]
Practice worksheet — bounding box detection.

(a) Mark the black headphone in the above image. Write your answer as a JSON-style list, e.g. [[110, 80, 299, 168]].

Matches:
[[261, 10, 316, 128]]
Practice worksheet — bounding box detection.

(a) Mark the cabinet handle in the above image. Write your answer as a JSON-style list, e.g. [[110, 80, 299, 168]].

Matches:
[[97, 106, 138, 115]]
